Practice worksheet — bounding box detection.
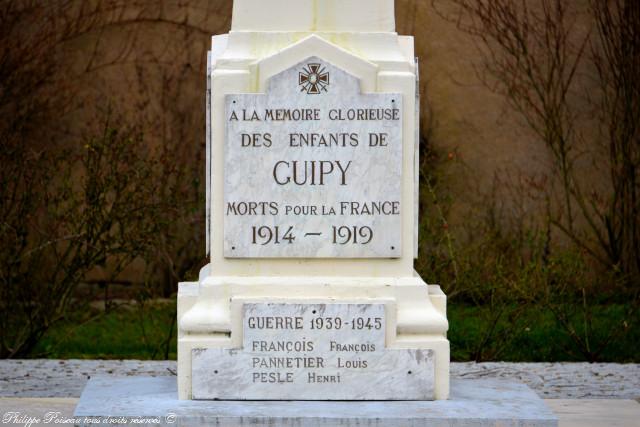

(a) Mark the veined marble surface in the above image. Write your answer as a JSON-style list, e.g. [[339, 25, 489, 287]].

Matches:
[[191, 303, 435, 400], [224, 57, 403, 258]]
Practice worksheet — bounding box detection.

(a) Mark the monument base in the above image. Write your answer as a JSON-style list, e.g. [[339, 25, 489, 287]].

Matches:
[[73, 377, 558, 427]]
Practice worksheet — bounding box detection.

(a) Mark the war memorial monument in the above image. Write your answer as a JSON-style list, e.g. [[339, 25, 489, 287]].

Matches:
[[73, 1, 558, 425]]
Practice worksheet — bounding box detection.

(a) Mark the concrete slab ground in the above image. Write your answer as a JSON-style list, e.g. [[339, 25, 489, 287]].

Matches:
[[546, 400, 640, 427], [73, 377, 558, 426], [1, 361, 639, 426], [1, 397, 639, 426], [0, 398, 77, 426]]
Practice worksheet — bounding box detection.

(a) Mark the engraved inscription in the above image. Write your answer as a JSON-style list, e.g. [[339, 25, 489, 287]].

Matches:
[[191, 303, 435, 400], [224, 57, 403, 258]]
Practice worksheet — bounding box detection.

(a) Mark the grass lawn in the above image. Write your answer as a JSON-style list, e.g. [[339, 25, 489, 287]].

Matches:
[[448, 303, 639, 363], [33, 302, 178, 360], [32, 300, 639, 362]]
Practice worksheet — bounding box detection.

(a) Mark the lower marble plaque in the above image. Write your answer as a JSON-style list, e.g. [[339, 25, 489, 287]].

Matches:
[[191, 303, 435, 400]]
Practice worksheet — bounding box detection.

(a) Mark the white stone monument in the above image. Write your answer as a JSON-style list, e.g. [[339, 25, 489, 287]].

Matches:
[[177, 0, 450, 401], [73, 2, 559, 424]]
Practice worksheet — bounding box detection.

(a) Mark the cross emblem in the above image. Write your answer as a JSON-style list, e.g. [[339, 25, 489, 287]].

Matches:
[[298, 63, 330, 94]]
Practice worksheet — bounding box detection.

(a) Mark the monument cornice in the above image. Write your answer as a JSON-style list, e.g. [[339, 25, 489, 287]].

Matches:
[[213, 32, 415, 75]]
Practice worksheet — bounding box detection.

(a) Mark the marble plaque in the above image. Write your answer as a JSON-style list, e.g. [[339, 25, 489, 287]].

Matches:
[[224, 57, 403, 258], [191, 303, 435, 400]]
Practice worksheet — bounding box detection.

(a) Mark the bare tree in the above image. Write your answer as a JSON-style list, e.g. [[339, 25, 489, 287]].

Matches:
[[0, 0, 230, 357], [434, 0, 639, 361], [436, 0, 639, 279], [590, 0, 640, 282]]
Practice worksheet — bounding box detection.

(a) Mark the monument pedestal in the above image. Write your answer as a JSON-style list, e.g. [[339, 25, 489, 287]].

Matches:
[[178, 0, 450, 401], [73, 377, 558, 426], [178, 277, 449, 400], [73, 3, 558, 424]]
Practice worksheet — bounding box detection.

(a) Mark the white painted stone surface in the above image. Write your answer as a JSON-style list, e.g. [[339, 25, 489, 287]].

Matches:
[[205, 52, 212, 256], [413, 61, 420, 258], [231, 0, 395, 33], [224, 59, 403, 258], [191, 303, 434, 400]]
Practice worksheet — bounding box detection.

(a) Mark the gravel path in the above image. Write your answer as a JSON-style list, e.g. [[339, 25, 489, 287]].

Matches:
[[1, 360, 638, 400], [452, 362, 640, 400]]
